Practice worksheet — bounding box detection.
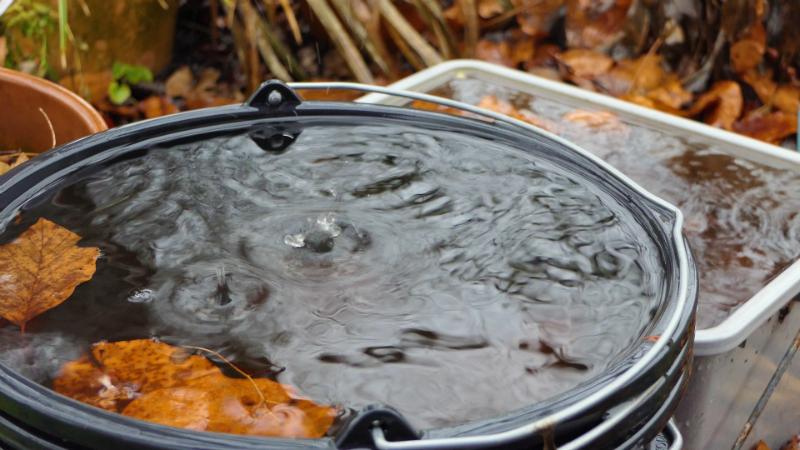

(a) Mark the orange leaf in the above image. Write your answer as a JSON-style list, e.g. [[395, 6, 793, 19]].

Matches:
[[730, 23, 766, 74], [0, 218, 99, 332], [687, 81, 743, 130], [53, 339, 335, 438], [646, 78, 693, 110], [733, 110, 797, 144], [558, 49, 614, 79]]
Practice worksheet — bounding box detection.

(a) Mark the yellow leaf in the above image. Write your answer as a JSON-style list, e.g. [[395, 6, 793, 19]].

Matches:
[[0, 218, 99, 332]]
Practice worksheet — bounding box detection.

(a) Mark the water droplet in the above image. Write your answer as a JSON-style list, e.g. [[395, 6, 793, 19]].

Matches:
[[317, 213, 341, 237], [128, 289, 154, 304], [284, 233, 306, 248]]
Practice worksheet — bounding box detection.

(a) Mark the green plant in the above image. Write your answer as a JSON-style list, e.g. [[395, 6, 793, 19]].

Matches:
[[108, 62, 153, 104], [2, 0, 56, 76]]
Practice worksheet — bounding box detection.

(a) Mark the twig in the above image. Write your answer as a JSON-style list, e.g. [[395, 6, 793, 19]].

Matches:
[[386, 19, 425, 71], [38, 108, 56, 149], [331, 0, 393, 76], [378, 0, 443, 66], [460, 0, 479, 58], [414, 0, 456, 59], [307, 0, 374, 83], [237, 0, 293, 81], [180, 345, 279, 412]]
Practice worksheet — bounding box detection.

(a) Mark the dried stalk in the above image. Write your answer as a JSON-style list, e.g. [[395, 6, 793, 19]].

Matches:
[[331, 0, 393, 76], [277, 0, 302, 44], [238, 0, 292, 81], [414, 0, 455, 59], [386, 19, 425, 71], [378, 0, 443, 66], [460, 0, 479, 58], [307, 0, 374, 83]]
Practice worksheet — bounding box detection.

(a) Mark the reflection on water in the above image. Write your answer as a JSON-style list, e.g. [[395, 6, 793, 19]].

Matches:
[[435, 78, 800, 329], [0, 122, 662, 430]]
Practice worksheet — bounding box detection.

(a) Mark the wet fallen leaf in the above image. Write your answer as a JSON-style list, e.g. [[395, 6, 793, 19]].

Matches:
[[0, 218, 99, 332], [139, 96, 180, 119], [478, 0, 506, 19], [53, 339, 335, 438], [645, 78, 693, 110], [687, 81, 743, 130], [594, 54, 665, 97], [512, 0, 564, 38], [475, 39, 513, 67], [558, 49, 614, 79], [565, 0, 633, 50], [774, 85, 800, 116], [733, 110, 798, 144], [730, 22, 766, 74], [742, 69, 777, 105]]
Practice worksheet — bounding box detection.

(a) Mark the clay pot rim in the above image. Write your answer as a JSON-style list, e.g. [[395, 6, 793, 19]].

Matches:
[[0, 67, 107, 135]]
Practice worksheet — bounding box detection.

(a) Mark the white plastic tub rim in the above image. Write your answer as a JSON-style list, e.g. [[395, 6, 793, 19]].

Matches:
[[359, 59, 800, 357]]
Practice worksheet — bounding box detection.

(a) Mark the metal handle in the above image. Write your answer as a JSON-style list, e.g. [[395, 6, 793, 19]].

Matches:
[[287, 81, 546, 133], [664, 419, 683, 450]]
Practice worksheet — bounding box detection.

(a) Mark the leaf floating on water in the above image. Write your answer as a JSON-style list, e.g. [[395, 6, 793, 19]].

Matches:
[[0, 218, 99, 332], [53, 339, 335, 438]]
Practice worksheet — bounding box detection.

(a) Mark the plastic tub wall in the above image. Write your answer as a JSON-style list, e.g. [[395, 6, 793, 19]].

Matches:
[[360, 60, 800, 450]]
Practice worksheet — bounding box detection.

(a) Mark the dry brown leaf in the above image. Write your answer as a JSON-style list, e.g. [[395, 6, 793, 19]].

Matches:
[[730, 22, 766, 74], [0, 218, 99, 332], [475, 39, 514, 67], [558, 49, 614, 79], [646, 78, 693, 110], [139, 96, 180, 119], [733, 110, 797, 144], [165, 66, 194, 98], [687, 81, 743, 130], [774, 85, 800, 116], [565, 0, 632, 49], [512, 0, 564, 38], [53, 339, 335, 438], [594, 54, 664, 97], [742, 69, 777, 105], [478, 0, 505, 19]]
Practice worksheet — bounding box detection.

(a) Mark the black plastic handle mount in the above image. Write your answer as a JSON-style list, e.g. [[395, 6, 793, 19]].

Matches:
[[246, 80, 303, 110]]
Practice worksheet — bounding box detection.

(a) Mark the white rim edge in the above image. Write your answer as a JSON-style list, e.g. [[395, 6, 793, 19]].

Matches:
[[291, 81, 691, 446]]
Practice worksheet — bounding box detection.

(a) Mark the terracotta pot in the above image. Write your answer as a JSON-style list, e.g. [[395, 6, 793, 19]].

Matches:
[[0, 67, 107, 153]]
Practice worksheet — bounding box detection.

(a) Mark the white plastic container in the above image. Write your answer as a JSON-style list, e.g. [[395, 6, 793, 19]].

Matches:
[[360, 60, 800, 449]]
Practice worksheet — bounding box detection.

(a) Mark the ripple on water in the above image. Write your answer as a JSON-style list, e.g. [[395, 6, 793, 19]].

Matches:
[[0, 123, 665, 430]]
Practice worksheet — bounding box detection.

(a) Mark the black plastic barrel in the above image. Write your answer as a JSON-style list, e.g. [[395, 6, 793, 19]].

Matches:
[[0, 81, 697, 450]]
